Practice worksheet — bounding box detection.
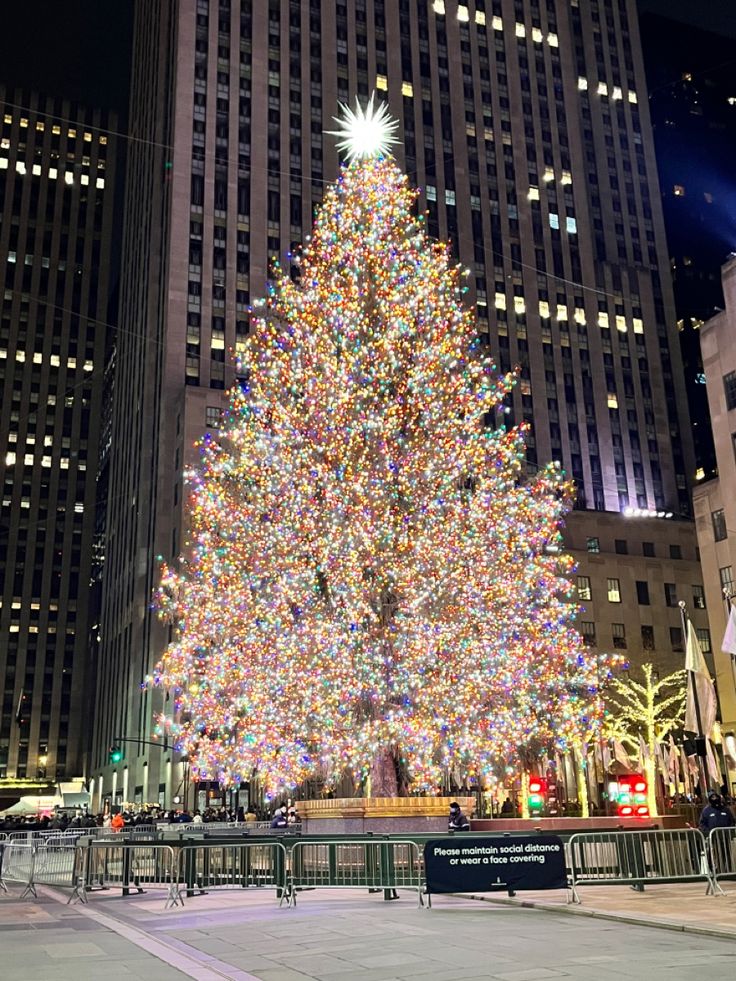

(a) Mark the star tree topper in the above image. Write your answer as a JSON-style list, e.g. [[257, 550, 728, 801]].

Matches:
[[326, 92, 401, 161]]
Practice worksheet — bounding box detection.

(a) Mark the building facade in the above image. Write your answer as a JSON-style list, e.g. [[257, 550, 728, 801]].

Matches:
[[0, 86, 118, 806], [91, 0, 704, 810], [693, 256, 736, 785]]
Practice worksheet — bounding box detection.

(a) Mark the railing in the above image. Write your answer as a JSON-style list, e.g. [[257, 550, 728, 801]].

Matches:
[[288, 839, 423, 906], [178, 841, 288, 904], [708, 827, 736, 889], [81, 842, 180, 908], [569, 828, 716, 902], [0, 841, 36, 898]]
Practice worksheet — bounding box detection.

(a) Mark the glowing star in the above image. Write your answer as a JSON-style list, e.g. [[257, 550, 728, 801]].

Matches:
[[326, 92, 401, 162]]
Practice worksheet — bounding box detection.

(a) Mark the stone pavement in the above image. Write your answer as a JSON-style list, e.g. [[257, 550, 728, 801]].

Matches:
[[465, 880, 736, 939], [1, 882, 735, 981]]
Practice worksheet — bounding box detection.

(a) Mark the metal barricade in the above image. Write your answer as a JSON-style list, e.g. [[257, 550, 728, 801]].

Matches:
[[32, 842, 88, 903], [708, 827, 736, 890], [0, 841, 36, 898], [569, 829, 716, 902], [179, 841, 288, 904], [288, 839, 423, 906], [82, 842, 180, 908]]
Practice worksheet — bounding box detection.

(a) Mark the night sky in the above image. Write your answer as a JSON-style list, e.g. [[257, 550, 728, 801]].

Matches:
[[0, 3, 132, 114]]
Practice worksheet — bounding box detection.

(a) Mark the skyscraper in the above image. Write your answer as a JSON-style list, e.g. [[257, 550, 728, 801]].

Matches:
[[0, 85, 118, 804], [92, 0, 708, 811]]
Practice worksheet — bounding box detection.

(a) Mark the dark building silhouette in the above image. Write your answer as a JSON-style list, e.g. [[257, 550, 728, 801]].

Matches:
[[641, 12, 736, 480], [0, 86, 119, 802]]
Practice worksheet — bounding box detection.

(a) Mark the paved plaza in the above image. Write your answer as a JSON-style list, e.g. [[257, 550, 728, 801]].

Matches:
[[1, 883, 736, 981]]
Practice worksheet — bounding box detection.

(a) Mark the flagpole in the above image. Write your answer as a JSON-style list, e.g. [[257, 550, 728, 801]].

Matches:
[[679, 600, 710, 796]]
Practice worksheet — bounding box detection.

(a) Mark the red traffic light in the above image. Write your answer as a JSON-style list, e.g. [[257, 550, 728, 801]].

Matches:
[[633, 780, 647, 793], [529, 777, 547, 794], [619, 804, 634, 816]]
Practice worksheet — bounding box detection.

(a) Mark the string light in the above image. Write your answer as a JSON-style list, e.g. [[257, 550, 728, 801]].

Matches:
[[148, 149, 609, 795]]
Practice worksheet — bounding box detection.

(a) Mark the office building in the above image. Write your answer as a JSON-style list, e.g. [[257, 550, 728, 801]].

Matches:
[[693, 257, 736, 786], [91, 0, 707, 810], [0, 85, 118, 806]]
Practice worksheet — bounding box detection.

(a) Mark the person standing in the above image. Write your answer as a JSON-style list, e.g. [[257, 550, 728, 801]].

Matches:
[[448, 801, 470, 831], [699, 792, 736, 833]]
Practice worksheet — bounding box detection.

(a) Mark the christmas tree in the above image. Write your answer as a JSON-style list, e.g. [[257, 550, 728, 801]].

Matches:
[[150, 99, 604, 796]]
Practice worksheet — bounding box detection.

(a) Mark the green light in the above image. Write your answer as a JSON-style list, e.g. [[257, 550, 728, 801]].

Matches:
[[529, 794, 544, 810], [109, 746, 123, 764]]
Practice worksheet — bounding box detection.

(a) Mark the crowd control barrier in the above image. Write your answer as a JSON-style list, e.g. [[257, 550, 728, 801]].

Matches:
[[568, 828, 716, 902], [0, 842, 36, 898], [81, 842, 181, 908], [707, 827, 736, 891], [288, 839, 423, 906], [178, 841, 288, 903]]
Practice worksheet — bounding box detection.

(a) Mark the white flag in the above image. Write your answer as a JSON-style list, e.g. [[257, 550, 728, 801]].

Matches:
[[667, 734, 679, 782], [684, 622, 718, 737], [705, 739, 722, 790], [613, 738, 631, 768], [638, 734, 649, 767], [722, 606, 736, 656]]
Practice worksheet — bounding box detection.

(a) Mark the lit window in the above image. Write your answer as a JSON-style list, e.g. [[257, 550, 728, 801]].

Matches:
[[513, 296, 526, 313], [494, 293, 506, 310], [556, 304, 568, 321], [628, 91, 638, 104], [5, 451, 16, 465], [578, 77, 588, 91], [692, 585, 706, 609], [19, 117, 28, 128], [607, 578, 621, 603], [96, 177, 105, 189], [2, 113, 11, 123], [549, 213, 559, 229], [532, 27, 543, 42], [445, 189, 456, 205], [697, 628, 712, 653], [597, 82, 608, 96], [401, 81, 413, 97], [24, 454, 34, 466], [673, 184, 685, 196], [615, 315, 627, 332], [547, 33, 559, 47], [574, 308, 586, 325], [36, 121, 44, 131], [33, 352, 42, 363], [64, 171, 74, 185], [0, 158, 7, 170], [577, 575, 592, 600], [528, 186, 539, 201], [566, 217, 577, 234], [99, 135, 108, 145], [48, 168, 57, 179], [52, 124, 61, 135], [475, 10, 486, 25], [81, 174, 89, 185], [433, 0, 445, 13], [598, 312, 609, 328], [83, 131, 92, 141], [376, 74, 387, 91], [426, 185, 436, 201], [720, 566, 734, 590], [15, 161, 26, 174], [612, 86, 623, 100], [68, 128, 76, 138], [515, 23, 525, 37], [457, 5, 469, 21], [580, 621, 596, 645], [543, 166, 554, 182], [633, 318, 644, 334], [607, 394, 618, 409], [492, 15, 503, 30], [539, 300, 550, 318], [32, 164, 41, 176], [7, 251, 15, 262]]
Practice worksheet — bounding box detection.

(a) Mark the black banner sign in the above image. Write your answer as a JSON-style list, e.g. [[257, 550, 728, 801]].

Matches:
[[424, 835, 567, 895]]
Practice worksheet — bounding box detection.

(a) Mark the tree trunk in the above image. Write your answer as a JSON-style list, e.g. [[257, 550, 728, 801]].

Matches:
[[574, 745, 590, 818], [369, 749, 399, 797]]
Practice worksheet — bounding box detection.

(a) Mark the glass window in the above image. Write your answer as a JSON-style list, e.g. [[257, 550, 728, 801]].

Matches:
[[586, 537, 600, 553], [697, 628, 711, 653], [205, 406, 221, 429], [712, 509, 727, 542], [670, 626, 683, 651], [724, 370, 736, 410], [635, 580, 650, 605], [614, 539, 628, 554], [720, 566, 734, 590], [642, 541, 655, 557], [577, 575, 592, 600], [664, 582, 678, 607], [607, 578, 621, 603], [670, 544, 682, 560], [692, 585, 706, 609], [580, 621, 596, 644], [641, 625, 655, 650], [612, 623, 627, 649]]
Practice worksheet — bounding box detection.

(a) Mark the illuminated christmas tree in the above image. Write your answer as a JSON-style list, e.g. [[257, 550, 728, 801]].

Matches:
[[151, 98, 605, 796]]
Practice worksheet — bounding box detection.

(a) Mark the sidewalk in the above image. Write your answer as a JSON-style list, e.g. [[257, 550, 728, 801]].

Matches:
[[463, 881, 736, 939], [0, 880, 732, 980]]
